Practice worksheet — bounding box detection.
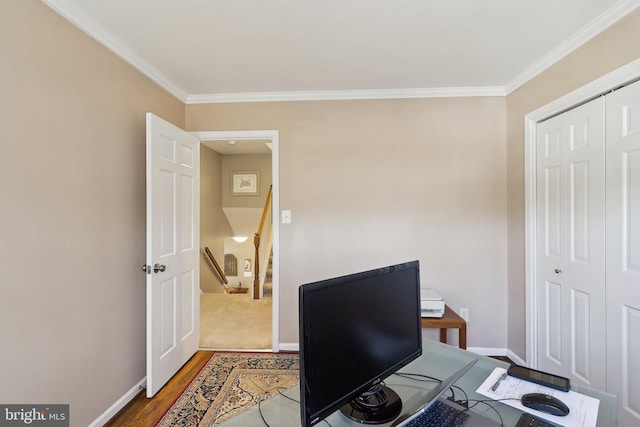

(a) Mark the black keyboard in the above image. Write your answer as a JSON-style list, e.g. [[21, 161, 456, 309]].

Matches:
[[406, 400, 470, 427], [515, 412, 557, 427]]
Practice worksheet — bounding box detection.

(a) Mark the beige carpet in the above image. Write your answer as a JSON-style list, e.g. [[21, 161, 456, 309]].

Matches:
[[200, 292, 272, 350]]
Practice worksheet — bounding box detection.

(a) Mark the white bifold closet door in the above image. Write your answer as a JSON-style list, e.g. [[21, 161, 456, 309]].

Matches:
[[535, 97, 607, 390], [605, 80, 640, 427], [536, 79, 640, 426]]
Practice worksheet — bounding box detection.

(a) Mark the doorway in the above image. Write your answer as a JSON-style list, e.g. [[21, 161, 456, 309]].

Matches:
[[192, 130, 280, 351]]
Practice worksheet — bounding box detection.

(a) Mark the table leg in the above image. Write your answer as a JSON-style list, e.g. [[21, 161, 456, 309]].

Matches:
[[439, 328, 447, 344], [459, 324, 467, 349]]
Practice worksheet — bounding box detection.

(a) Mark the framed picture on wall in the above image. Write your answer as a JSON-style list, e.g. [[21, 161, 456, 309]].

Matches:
[[224, 254, 237, 276], [232, 171, 260, 195]]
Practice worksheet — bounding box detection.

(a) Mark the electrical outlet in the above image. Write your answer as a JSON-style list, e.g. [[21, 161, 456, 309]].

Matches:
[[460, 308, 469, 322]]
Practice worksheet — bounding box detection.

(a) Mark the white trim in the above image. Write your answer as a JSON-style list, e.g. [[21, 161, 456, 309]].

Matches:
[[506, 349, 526, 366], [192, 130, 280, 352], [41, 0, 188, 102], [278, 343, 300, 352], [278, 343, 526, 366], [524, 56, 640, 369], [505, 0, 640, 94], [466, 347, 508, 357], [88, 378, 146, 427], [467, 347, 525, 365], [186, 87, 506, 104], [198, 347, 274, 353], [41, 0, 640, 104]]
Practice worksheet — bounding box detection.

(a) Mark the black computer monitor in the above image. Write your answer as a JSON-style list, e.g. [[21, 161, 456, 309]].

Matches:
[[298, 260, 422, 426]]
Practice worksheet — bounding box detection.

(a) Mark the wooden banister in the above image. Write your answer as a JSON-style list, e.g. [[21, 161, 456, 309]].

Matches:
[[253, 185, 273, 298], [256, 185, 273, 238], [204, 247, 228, 285]]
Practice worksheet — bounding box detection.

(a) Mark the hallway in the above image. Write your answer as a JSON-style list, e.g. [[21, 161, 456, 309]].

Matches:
[[199, 290, 272, 350]]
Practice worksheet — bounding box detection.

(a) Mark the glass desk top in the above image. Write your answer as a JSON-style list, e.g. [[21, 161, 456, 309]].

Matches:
[[218, 339, 617, 427]]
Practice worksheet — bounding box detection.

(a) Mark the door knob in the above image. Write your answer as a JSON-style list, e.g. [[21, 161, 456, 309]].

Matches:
[[554, 269, 562, 274], [154, 263, 166, 273]]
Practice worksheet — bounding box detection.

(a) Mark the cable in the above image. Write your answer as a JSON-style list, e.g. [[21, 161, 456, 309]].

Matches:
[[394, 371, 522, 427], [257, 399, 271, 427], [276, 386, 300, 403], [394, 371, 463, 406], [394, 372, 441, 383], [275, 387, 333, 426], [460, 398, 522, 427], [210, 381, 258, 425]]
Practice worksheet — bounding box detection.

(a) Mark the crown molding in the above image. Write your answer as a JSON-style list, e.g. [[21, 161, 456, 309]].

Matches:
[[41, 0, 188, 102], [186, 86, 506, 104], [42, 0, 640, 104], [504, 0, 640, 94], [42, 0, 503, 104]]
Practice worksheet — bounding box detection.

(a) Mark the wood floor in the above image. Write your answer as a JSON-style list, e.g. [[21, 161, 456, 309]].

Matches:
[[104, 351, 213, 427]]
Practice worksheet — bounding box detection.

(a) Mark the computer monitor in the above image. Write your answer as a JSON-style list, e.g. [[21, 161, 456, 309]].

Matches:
[[298, 260, 422, 426]]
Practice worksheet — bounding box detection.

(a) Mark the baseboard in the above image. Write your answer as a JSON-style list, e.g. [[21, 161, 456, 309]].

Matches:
[[466, 346, 507, 357], [278, 342, 299, 352], [467, 347, 526, 365], [88, 377, 146, 427], [280, 342, 527, 365], [506, 349, 526, 365]]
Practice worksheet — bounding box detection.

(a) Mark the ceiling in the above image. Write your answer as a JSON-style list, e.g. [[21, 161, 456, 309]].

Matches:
[[43, 0, 639, 103], [201, 139, 272, 155]]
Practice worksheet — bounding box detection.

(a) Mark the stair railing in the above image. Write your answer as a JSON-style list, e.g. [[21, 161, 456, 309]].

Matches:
[[204, 247, 228, 285], [253, 185, 273, 299]]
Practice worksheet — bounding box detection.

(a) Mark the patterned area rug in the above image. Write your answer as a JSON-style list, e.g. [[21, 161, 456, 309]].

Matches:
[[156, 352, 299, 426]]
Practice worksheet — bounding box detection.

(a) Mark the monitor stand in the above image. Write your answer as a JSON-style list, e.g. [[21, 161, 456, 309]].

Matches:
[[340, 384, 402, 424]]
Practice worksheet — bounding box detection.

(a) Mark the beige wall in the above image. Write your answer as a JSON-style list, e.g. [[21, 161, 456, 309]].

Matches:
[[187, 97, 509, 347], [200, 146, 233, 293], [0, 2, 184, 426], [6, 0, 640, 423], [505, 9, 640, 360]]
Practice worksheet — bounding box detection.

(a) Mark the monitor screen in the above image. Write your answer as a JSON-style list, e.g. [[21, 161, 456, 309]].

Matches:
[[298, 260, 422, 426]]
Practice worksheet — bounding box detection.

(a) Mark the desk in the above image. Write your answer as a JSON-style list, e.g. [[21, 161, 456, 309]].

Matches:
[[421, 305, 466, 349], [218, 339, 617, 427]]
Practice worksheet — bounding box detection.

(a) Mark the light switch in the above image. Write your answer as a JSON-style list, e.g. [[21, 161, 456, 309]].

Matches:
[[281, 210, 292, 224]]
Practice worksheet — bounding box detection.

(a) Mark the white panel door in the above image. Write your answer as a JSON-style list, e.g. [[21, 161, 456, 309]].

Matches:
[[535, 98, 606, 389], [146, 113, 200, 397], [605, 79, 640, 426]]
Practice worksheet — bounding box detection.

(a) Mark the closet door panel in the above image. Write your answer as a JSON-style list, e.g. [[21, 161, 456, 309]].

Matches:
[[544, 280, 563, 365], [622, 306, 640, 419], [570, 289, 591, 383], [536, 97, 606, 389], [565, 101, 606, 389], [545, 166, 563, 258], [626, 151, 640, 270], [570, 160, 590, 263], [606, 79, 640, 426], [537, 123, 567, 373]]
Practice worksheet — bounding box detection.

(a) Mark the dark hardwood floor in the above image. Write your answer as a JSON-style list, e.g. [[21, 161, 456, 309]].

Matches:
[[490, 355, 514, 364], [104, 351, 513, 426], [104, 351, 213, 427]]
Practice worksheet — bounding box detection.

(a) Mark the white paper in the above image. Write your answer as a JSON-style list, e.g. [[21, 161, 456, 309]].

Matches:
[[476, 368, 600, 427]]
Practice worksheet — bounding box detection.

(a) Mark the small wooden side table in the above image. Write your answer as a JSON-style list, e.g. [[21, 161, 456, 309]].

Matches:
[[421, 305, 467, 349]]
